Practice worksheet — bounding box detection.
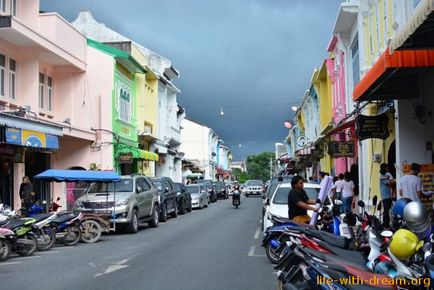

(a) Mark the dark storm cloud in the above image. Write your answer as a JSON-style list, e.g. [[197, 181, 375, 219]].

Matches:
[[41, 0, 342, 159]]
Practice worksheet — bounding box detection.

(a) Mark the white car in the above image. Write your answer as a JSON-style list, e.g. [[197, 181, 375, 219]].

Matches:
[[263, 182, 326, 232]]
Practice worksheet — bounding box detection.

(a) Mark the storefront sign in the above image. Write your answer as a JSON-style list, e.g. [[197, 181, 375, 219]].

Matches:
[[328, 141, 355, 158], [119, 153, 133, 164], [355, 113, 389, 140], [310, 149, 323, 159], [5, 128, 59, 149]]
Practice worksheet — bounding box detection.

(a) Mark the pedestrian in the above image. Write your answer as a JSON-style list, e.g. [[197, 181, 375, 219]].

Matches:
[[330, 176, 339, 200], [379, 163, 394, 228], [398, 163, 423, 201], [341, 172, 355, 213], [287, 175, 318, 223], [19, 176, 35, 211]]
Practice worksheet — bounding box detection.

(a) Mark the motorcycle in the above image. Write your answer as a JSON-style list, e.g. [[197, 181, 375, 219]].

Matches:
[[51, 212, 83, 246], [232, 189, 241, 208]]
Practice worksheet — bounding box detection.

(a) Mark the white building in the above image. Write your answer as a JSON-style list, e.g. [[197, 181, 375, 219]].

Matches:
[[180, 118, 223, 180], [71, 11, 185, 182]]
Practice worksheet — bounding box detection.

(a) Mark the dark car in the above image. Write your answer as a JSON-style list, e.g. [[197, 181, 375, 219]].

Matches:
[[150, 177, 178, 222], [195, 179, 217, 203], [174, 182, 192, 214], [213, 181, 228, 199]]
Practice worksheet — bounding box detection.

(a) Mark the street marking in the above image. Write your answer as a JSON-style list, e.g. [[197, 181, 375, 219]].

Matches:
[[94, 255, 139, 278], [254, 227, 261, 240], [248, 246, 256, 256], [0, 261, 21, 266]]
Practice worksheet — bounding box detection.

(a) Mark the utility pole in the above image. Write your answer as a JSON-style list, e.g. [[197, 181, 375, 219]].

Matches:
[[269, 157, 273, 179]]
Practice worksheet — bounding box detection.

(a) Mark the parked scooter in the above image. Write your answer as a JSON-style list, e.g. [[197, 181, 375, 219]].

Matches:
[[232, 190, 241, 209], [51, 212, 83, 246]]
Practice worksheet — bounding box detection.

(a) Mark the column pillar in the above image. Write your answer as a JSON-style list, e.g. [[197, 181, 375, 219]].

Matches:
[[13, 162, 25, 210]]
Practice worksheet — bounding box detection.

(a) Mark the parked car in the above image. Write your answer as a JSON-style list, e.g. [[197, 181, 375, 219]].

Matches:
[[186, 185, 209, 209], [194, 179, 217, 203], [174, 182, 192, 214], [149, 177, 178, 222], [74, 175, 159, 233], [243, 180, 264, 197], [262, 175, 294, 217], [213, 181, 228, 199], [262, 182, 325, 232]]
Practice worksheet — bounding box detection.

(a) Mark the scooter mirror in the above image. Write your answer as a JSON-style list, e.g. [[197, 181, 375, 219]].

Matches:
[[373, 196, 378, 206], [357, 200, 365, 208], [335, 200, 343, 205], [381, 230, 393, 238]]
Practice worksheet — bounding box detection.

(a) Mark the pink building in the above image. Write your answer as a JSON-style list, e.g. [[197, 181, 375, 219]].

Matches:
[[0, 1, 114, 210], [326, 35, 355, 176]]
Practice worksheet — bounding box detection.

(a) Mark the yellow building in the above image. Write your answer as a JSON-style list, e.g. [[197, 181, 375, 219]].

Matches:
[[312, 62, 333, 174]]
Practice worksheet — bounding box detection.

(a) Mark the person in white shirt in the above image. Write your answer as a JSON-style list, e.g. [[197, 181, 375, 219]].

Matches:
[[399, 163, 423, 201], [341, 172, 355, 213]]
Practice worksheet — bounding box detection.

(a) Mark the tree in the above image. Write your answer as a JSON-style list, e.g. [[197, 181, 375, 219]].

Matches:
[[232, 168, 249, 183], [246, 152, 275, 181]]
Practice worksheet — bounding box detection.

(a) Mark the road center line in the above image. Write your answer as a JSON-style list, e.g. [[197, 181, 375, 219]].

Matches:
[[248, 246, 255, 256], [254, 227, 261, 240]]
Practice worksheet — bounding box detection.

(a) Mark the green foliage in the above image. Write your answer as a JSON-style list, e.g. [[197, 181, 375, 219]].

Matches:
[[245, 152, 274, 182], [232, 168, 249, 183]]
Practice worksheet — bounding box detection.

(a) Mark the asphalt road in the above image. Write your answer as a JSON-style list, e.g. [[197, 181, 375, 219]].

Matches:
[[0, 195, 277, 290]]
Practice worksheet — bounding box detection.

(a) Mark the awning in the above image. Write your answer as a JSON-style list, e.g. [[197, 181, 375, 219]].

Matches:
[[353, 48, 434, 102], [1, 126, 60, 150], [116, 145, 159, 161], [35, 169, 121, 182], [390, 0, 434, 53], [0, 113, 63, 136], [152, 143, 168, 155], [325, 119, 355, 137]]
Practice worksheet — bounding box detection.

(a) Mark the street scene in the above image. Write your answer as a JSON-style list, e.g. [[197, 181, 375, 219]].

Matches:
[[1, 0, 434, 290]]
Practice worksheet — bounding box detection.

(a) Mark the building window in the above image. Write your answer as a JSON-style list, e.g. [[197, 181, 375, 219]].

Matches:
[[39, 73, 44, 109], [10, 0, 16, 16], [9, 58, 15, 100], [119, 88, 131, 122], [47, 76, 52, 111], [0, 54, 4, 97], [0, 0, 5, 13], [351, 34, 360, 88]]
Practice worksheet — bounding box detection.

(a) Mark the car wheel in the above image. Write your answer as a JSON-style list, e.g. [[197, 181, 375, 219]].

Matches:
[[171, 202, 178, 218], [126, 209, 139, 233], [160, 204, 168, 222], [148, 204, 159, 228], [246, 194, 249, 197], [179, 200, 186, 215]]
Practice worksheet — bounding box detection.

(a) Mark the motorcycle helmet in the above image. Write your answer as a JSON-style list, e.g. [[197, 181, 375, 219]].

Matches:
[[403, 201, 431, 239], [392, 198, 412, 218], [389, 229, 420, 260]]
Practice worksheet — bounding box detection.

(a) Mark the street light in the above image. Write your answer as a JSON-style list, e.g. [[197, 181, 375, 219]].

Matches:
[[291, 106, 298, 112], [220, 108, 225, 116]]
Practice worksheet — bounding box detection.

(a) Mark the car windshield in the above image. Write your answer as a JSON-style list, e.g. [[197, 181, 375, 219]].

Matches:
[[88, 179, 133, 193], [186, 186, 200, 193], [267, 176, 293, 198], [272, 187, 320, 205], [245, 180, 263, 186]]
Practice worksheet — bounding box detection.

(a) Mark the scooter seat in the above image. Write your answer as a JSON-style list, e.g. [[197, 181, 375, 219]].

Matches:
[[32, 213, 54, 223], [312, 238, 367, 265], [52, 213, 78, 224], [305, 248, 369, 271], [3, 218, 31, 230], [305, 228, 352, 249]]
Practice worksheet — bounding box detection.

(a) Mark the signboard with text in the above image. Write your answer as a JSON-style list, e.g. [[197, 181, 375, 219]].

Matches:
[[328, 141, 355, 158], [355, 113, 389, 140]]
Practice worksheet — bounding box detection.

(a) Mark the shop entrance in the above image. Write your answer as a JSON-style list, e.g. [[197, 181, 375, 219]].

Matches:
[[388, 141, 396, 178], [0, 158, 13, 206], [25, 151, 50, 204]]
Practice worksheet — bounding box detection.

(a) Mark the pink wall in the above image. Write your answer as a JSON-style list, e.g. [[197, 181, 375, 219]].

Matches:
[[326, 39, 348, 175]]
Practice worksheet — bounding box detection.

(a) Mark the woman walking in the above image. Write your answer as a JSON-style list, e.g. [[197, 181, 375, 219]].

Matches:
[[341, 172, 355, 213]]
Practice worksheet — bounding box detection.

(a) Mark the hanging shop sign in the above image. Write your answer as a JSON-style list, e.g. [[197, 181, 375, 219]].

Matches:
[[355, 113, 389, 140], [328, 141, 355, 158], [310, 149, 324, 159], [118, 153, 133, 164], [4, 128, 59, 149]]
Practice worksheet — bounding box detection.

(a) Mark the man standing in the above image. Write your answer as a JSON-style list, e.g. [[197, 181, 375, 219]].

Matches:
[[399, 163, 423, 201], [19, 176, 35, 210]]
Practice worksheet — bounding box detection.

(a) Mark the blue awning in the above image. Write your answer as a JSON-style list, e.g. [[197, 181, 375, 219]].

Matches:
[[34, 170, 121, 182]]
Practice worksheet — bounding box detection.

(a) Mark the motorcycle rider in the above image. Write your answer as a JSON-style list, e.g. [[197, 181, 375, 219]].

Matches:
[[232, 182, 241, 206]]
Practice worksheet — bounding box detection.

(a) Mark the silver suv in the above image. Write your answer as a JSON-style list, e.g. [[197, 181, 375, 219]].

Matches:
[[74, 175, 159, 233], [243, 180, 264, 197]]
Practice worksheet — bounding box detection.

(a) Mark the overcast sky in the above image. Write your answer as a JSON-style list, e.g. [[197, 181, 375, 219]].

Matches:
[[41, 0, 343, 160]]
